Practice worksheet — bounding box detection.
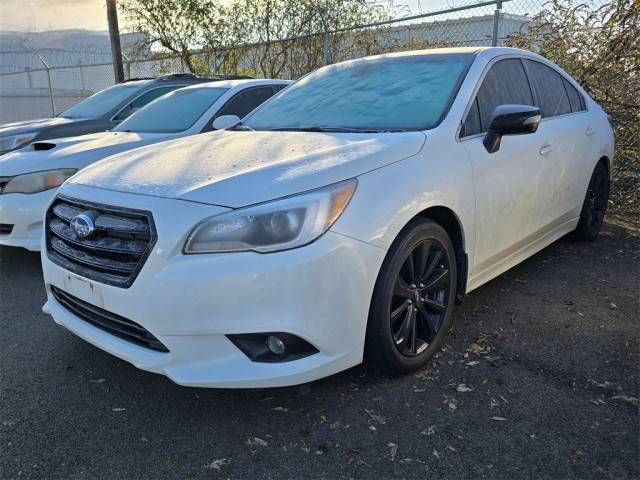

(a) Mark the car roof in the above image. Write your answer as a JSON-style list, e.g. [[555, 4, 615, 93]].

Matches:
[[118, 73, 255, 89], [330, 46, 538, 66], [178, 79, 292, 91]]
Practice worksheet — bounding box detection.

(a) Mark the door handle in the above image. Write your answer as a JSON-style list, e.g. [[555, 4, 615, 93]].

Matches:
[[539, 143, 553, 156], [585, 126, 596, 136]]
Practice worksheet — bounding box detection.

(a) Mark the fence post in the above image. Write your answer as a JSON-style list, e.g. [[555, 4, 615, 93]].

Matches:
[[79, 62, 85, 91], [36, 52, 55, 117], [122, 52, 131, 80], [491, 0, 503, 47], [26, 67, 33, 89], [323, 28, 330, 65]]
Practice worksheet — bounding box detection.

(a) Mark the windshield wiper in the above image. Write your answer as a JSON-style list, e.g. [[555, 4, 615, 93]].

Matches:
[[268, 126, 394, 133], [229, 122, 253, 131]]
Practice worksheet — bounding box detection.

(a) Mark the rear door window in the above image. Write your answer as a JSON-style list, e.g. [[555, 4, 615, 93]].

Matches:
[[562, 77, 586, 113], [524, 60, 572, 118], [463, 58, 534, 136]]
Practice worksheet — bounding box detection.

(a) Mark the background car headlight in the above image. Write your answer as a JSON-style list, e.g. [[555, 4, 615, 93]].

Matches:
[[184, 178, 357, 254], [2, 168, 78, 195], [0, 133, 38, 152]]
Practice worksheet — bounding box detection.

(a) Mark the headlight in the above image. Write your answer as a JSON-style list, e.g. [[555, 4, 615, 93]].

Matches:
[[2, 168, 78, 195], [0, 133, 38, 152], [184, 179, 357, 254]]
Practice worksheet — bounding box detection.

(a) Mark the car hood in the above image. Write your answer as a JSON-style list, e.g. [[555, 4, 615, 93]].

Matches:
[[68, 130, 427, 208], [0, 117, 78, 137], [0, 131, 170, 176]]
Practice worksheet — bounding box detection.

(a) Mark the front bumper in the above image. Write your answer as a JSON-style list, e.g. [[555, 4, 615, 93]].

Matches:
[[0, 188, 57, 251], [42, 184, 386, 388]]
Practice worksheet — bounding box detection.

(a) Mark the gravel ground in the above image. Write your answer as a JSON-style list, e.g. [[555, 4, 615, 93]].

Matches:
[[1, 218, 638, 479]]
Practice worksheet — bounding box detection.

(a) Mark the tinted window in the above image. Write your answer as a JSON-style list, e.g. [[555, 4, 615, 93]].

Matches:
[[245, 54, 472, 131], [525, 60, 571, 118], [114, 87, 228, 133], [463, 98, 481, 137], [562, 77, 585, 113], [59, 84, 140, 119], [464, 58, 534, 136], [216, 87, 275, 119], [113, 86, 181, 121]]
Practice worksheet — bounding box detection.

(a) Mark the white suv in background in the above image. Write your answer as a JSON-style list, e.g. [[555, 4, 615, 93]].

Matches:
[[0, 79, 290, 250], [41, 47, 614, 388]]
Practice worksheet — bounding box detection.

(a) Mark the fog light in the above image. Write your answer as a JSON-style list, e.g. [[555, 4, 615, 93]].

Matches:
[[227, 332, 319, 363], [266, 335, 286, 355]]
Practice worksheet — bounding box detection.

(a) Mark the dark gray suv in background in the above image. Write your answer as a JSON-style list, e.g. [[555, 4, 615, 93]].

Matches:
[[0, 73, 248, 155]]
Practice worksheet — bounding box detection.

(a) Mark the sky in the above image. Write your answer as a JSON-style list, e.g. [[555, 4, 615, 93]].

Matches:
[[0, 0, 109, 32], [0, 0, 464, 32]]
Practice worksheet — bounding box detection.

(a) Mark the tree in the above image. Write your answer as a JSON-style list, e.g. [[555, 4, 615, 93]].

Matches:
[[506, 0, 639, 212], [120, 0, 390, 77], [120, 0, 228, 73], [219, 0, 390, 78]]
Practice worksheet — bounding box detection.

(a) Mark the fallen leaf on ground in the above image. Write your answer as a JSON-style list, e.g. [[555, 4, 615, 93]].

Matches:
[[443, 397, 458, 411], [365, 409, 386, 425], [204, 459, 228, 471], [612, 395, 639, 406], [388, 443, 398, 462], [246, 437, 268, 447], [421, 425, 436, 436]]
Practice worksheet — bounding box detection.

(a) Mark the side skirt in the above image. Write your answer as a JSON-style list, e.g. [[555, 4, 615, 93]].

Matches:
[[465, 216, 579, 293]]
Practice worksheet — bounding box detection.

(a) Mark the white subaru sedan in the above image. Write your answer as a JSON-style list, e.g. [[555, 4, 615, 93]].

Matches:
[[41, 47, 614, 388], [0, 79, 290, 251]]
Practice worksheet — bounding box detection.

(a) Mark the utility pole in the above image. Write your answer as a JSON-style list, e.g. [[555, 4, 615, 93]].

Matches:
[[106, 0, 125, 83]]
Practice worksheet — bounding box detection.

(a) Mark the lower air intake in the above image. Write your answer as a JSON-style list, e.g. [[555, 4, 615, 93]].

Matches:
[[51, 286, 169, 353]]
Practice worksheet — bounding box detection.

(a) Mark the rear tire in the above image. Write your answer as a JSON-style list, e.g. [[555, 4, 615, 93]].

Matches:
[[574, 162, 609, 241], [365, 218, 457, 374]]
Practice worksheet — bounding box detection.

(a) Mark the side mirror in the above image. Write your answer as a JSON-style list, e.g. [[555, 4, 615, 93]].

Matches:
[[212, 115, 241, 130], [483, 104, 541, 153]]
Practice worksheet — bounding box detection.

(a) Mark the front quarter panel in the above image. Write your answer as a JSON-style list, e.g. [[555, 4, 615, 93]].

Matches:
[[331, 128, 475, 273]]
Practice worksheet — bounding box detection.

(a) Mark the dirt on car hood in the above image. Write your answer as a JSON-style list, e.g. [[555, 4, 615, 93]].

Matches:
[[68, 129, 427, 208]]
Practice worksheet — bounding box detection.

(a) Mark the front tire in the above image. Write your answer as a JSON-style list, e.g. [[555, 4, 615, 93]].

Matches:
[[574, 161, 610, 241], [365, 218, 457, 374]]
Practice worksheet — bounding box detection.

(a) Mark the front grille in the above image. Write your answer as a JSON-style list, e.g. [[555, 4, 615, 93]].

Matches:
[[51, 286, 169, 352], [0, 223, 13, 234], [46, 196, 156, 288]]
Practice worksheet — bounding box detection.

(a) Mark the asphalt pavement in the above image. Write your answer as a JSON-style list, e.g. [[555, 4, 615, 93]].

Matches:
[[1, 218, 638, 479]]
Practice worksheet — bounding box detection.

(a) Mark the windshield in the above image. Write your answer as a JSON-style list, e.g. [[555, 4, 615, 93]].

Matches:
[[244, 53, 472, 132], [114, 87, 229, 133], [59, 84, 141, 119]]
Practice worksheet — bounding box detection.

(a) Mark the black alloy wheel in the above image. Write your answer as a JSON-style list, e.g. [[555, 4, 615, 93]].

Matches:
[[574, 162, 610, 241], [391, 239, 450, 356], [366, 218, 457, 373]]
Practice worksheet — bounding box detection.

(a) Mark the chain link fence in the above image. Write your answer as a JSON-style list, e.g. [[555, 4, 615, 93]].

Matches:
[[0, 0, 546, 123]]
